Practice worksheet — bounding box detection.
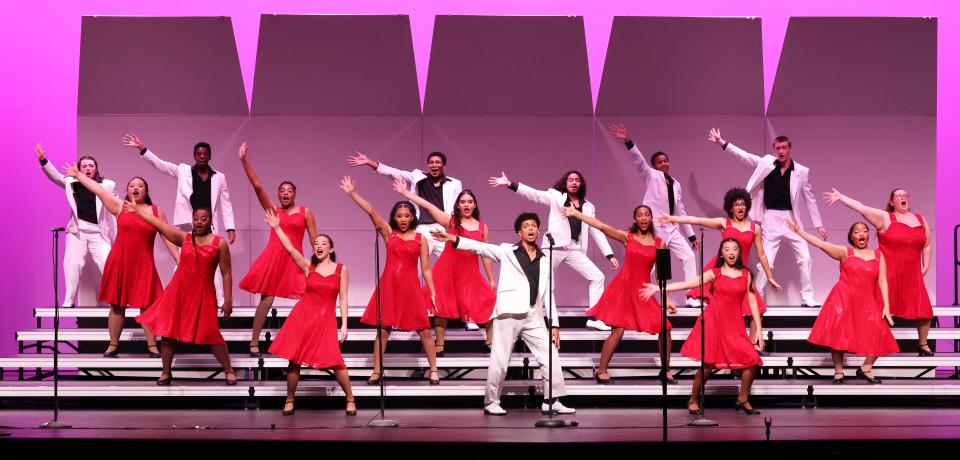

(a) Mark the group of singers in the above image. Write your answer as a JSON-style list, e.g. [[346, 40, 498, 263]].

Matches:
[[35, 124, 933, 417]]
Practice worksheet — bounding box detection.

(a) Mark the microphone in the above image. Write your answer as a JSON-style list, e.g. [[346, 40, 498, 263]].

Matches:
[[545, 232, 555, 246], [51, 227, 66, 232]]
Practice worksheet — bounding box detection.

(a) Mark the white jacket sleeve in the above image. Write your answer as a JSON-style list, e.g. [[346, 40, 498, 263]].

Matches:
[[514, 182, 554, 207], [674, 187, 696, 239], [722, 143, 763, 169], [40, 160, 67, 188], [219, 175, 236, 231], [626, 144, 655, 181], [141, 150, 180, 178], [800, 172, 824, 229], [454, 236, 504, 263], [374, 162, 416, 183], [584, 206, 614, 257]]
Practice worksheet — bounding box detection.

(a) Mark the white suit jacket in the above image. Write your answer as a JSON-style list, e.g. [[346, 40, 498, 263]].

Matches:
[[723, 143, 823, 230], [141, 150, 235, 232], [41, 161, 117, 242], [514, 183, 615, 257], [624, 145, 695, 239], [455, 237, 559, 326], [375, 162, 463, 217]]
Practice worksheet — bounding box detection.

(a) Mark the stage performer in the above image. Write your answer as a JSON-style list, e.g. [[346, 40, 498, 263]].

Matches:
[[134, 206, 237, 386], [659, 187, 781, 355], [489, 170, 618, 331], [340, 176, 440, 385], [36, 143, 117, 307], [607, 124, 700, 306], [123, 134, 235, 305], [788, 220, 897, 384], [642, 238, 764, 415], [263, 209, 355, 416], [563, 204, 678, 384], [393, 179, 496, 352], [237, 143, 318, 357], [823, 188, 934, 356], [62, 163, 177, 358], [707, 128, 826, 307], [432, 213, 575, 416]]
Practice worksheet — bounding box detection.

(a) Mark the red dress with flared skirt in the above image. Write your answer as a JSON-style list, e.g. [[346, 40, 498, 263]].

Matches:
[[269, 263, 347, 370], [681, 268, 763, 369], [427, 221, 496, 323], [240, 207, 307, 299], [361, 231, 431, 331], [687, 220, 766, 315], [878, 212, 933, 320], [586, 236, 671, 334], [98, 205, 163, 309]]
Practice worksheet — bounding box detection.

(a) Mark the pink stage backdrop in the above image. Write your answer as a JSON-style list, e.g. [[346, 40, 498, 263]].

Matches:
[[1, 1, 956, 358]]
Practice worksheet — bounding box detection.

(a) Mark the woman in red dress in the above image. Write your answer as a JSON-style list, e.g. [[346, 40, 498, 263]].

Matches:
[[393, 178, 496, 352], [642, 238, 764, 415], [824, 188, 934, 356], [134, 206, 237, 386], [263, 209, 355, 416], [62, 164, 177, 358], [564, 204, 677, 384], [659, 187, 779, 355], [340, 176, 440, 385], [789, 220, 897, 384], [238, 143, 319, 357]]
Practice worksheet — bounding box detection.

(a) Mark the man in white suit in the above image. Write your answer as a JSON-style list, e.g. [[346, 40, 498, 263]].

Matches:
[[346, 150, 462, 257], [708, 128, 826, 306], [123, 134, 236, 303], [607, 124, 700, 306], [432, 212, 574, 416], [36, 143, 117, 307]]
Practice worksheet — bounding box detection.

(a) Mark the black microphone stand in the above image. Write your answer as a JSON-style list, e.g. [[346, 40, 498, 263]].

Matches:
[[535, 233, 571, 428], [655, 247, 671, 442], [689, 227, 718, 427], [368, 230, 398, 428], [41, 227, 70, 429]]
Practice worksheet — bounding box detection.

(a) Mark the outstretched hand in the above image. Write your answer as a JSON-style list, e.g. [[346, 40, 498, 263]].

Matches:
[[345, 151, 370, 167], [392, 177, 410, 195], [640, 283, 660, 300], [338, 326, 349, 344], [708, 128, 725, 146], [430, 229, 456, 244], [122, 134, 144, 151], [263, 208, 280, 228], [122, 199, 139, 214], [666, 299, 677, 314], [489, 171, 511, 188], [61, 163, 80, 178], [340, 176, 356, 194], [238, 142, 249, 160], [785, 219, 801, 233], [607, 123, 630, 142], [822, 188, 843, 205], [883, 309, 895, 327], [769, 278, 783, 292], [561, 205, 580, 218], [35, 142, 46, 160]]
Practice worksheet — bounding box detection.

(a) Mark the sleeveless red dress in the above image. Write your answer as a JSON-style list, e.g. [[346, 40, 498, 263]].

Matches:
[[687, 220, 766, 315], [98, 205, 163, 309], [808, 248, 898, 356], [878, 212, 933, 319], [426, 221, 496, 323], [240, 207, 307, 298], [137, 234, 224, 345], [361, 231, 431, 331], [269, 263, 347, 370], [681, 268, 763, 369], [586, 236, 671, 334]]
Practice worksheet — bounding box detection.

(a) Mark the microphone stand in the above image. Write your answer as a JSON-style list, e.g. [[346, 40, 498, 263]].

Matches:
[[368, 230, 398, 428], [536, 234, 570, 428], [656, 247, 670, 442], [41, 227, 70, 429], [689, 227, 718, 427]]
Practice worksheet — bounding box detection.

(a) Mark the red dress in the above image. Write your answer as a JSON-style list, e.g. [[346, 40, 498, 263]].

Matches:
[[878, 212, 933, 319], [269, 263, 347, 370], [427, 221, 496, 323], [137, 234, 224, 345], [681, 268, 763, 369], [98, 206, 163, 309], [240, 207, 307, 298], [586, 236, 671, 334], [687, 220, 767, 315], [361, 231, 431, 331], [808, 248, 898, 356]]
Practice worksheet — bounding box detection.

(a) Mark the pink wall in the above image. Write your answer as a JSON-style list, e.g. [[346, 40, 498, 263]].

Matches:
[[2, 1, 956, 357]]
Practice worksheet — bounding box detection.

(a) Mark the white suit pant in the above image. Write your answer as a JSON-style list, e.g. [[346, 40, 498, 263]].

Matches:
[[415, 223, 446, 258], [62, 230, 111, 307], [485, 307, 566, 405], [551, 243, 605, 308], [755, 210, 815, 304]]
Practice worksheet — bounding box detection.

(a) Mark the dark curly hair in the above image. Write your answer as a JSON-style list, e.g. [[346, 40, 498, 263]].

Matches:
[[628, 205, 656, 236], [723, 187, 752, 218], [847, 222, 870, 246], [388, 201, 419, 231], [513, 212, 540, 233], [551, 170, 586, 201]]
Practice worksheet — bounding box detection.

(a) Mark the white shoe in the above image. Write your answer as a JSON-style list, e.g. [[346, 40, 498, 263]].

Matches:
[[685, 298, 705, 307], [484, 402, 507, 416], [541, 400, 576, 415], [465, 322, 480, 331], [61, 304, 74, 308], [586, 319, 611, 331], [801, 301, 820, 308]]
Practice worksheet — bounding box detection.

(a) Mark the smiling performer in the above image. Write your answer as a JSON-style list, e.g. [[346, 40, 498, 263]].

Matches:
[[237, 143, 319, 357], [787, 219, 897, 385], [432, 212, 575, 417], [340, 176, 440, 386]]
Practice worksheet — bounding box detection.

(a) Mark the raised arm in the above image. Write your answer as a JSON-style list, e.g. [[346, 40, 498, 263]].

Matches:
[[392, 178, 451, 228], [264, 209, 310, 275], [786, 219, 846, 261], [708, 128, 763, 168], [607, 123, 655, 180], [36, 143, 68, 188], [753, 224, 781, 291], [822, 188, 888, 231], [124, 200, 185, 246], [340, 176, 390, 240], [346, 150, 417, 183], [124, 134, 178, 178], [420, 237, 436, 305], [238, 142, 276, 211], [62, 163, 123, 216], [490, 171, 553, 206], [304, 208, 319, 251], [338, 266, 350, 342], [562, 206, 629, 245], [217, 238, 233, 319], [641, 270, 717, 299], [657, 214, 725, 230], [878, 254, 894, 325], [584, 207, 618, 268]]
